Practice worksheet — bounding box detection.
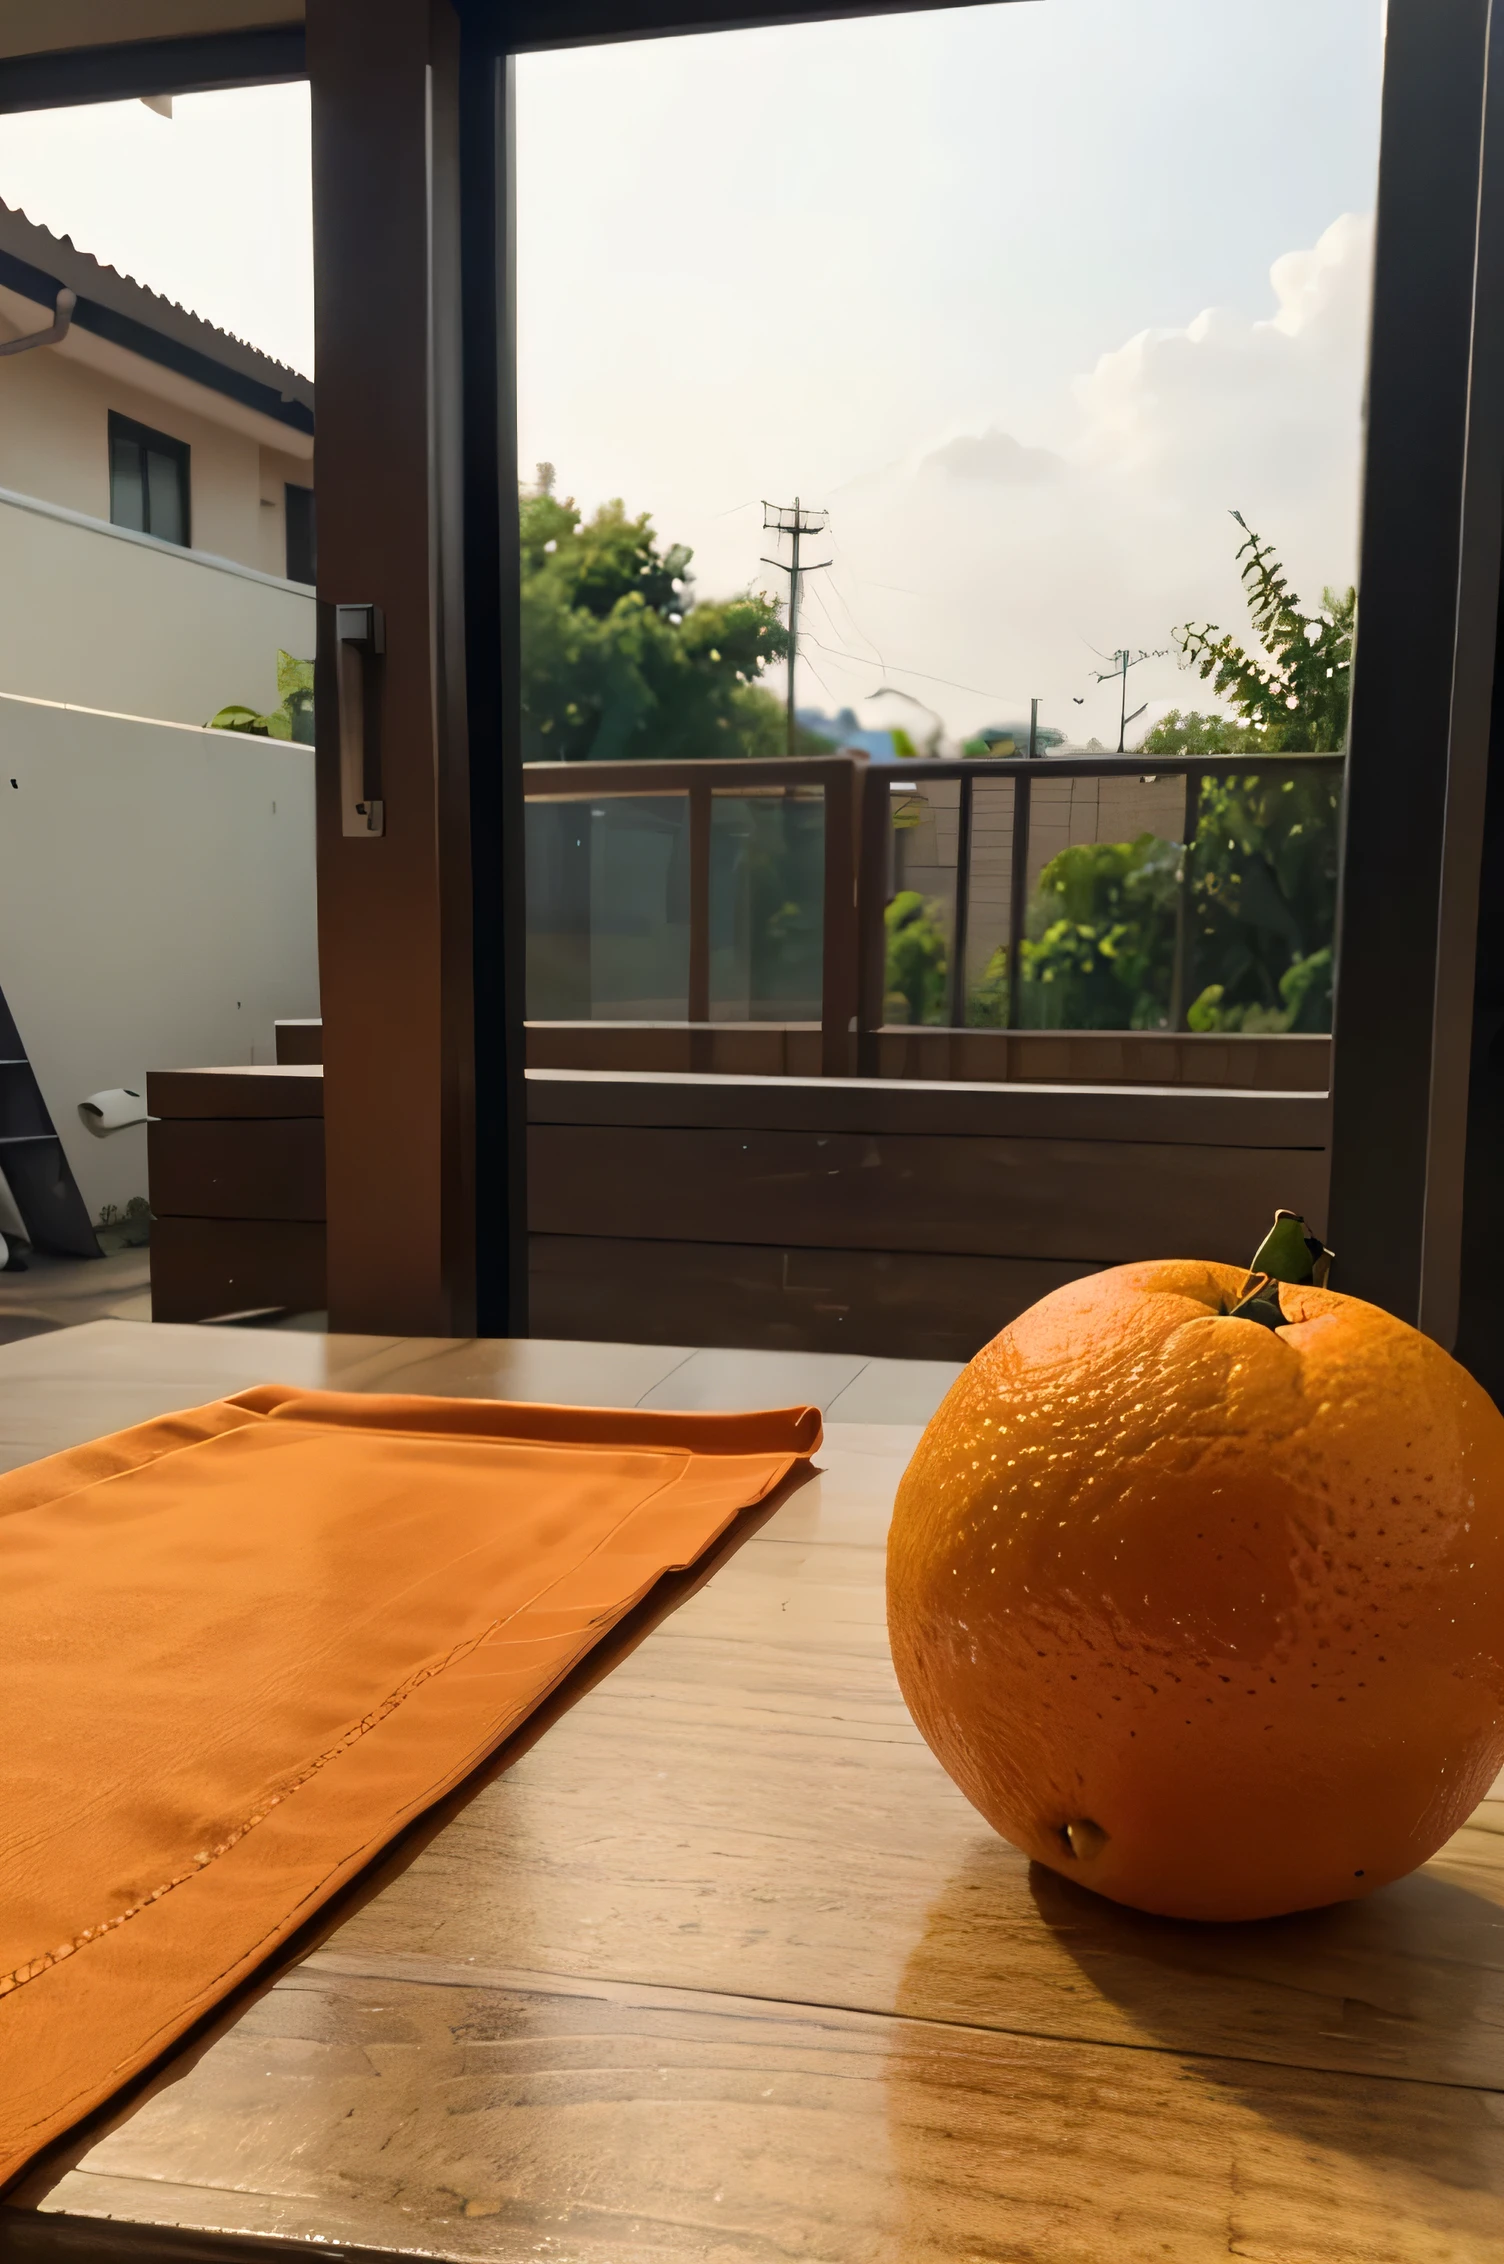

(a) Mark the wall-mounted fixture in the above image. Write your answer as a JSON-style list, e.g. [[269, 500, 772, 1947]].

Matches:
[[78, 1088, 147, 1138], [0, 289, 76, 361]]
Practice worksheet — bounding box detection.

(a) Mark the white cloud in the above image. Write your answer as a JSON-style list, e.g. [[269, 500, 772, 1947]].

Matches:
[[921, 430, 1066, 486], [806, 213, 1373, 743]]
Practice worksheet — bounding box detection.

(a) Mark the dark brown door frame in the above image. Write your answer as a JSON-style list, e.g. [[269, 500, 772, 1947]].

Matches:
[[7, 2, 1502, 1354], [457, 0, 1504, 1347], [0, 25, 306, 112], [308, 0, 481, 1334], [1326, 0, 1504, 1339]]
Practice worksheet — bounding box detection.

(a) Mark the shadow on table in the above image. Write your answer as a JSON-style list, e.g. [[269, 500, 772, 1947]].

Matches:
[[893, 1829, 1504, 2199]]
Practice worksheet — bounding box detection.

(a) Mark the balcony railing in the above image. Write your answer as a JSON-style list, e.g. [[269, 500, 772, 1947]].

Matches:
[[523, 750, 1344, 1079]]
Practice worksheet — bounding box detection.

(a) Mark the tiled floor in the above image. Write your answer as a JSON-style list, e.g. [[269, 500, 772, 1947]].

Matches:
[[0, 1319, 961, 1477], [0, 1251, 964, 1421], [0, 1246, 151, 1340]]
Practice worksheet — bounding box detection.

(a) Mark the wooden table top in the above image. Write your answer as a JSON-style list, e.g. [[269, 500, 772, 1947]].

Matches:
[[4, 1321, 1504, 2262]]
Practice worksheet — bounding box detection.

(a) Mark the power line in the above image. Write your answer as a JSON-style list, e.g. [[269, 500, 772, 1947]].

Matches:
[[800, 630, 1012, 705], [808, 581, 883, 682], [761, 498, 831, 759], [819, 558, 888, 673]]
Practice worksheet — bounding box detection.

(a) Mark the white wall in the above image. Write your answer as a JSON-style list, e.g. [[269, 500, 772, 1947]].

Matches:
[[0, 487, 316, 725], [0, 693, 318, 1223]]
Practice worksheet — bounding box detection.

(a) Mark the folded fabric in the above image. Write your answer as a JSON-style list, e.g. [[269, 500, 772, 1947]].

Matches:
[[0, 1382, 820, 2186]]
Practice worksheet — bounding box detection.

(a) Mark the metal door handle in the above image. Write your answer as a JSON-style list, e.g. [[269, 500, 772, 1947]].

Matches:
[[336, 602, 385, 836]]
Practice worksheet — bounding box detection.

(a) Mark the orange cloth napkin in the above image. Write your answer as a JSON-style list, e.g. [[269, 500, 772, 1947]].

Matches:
[[0, 1382, 820, 2185]]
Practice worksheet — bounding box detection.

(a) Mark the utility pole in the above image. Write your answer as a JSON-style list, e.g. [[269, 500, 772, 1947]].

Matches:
[[762, 498, 831, 757], [1088, 645, 1170, 752], [1028, 698, 1040, 760]]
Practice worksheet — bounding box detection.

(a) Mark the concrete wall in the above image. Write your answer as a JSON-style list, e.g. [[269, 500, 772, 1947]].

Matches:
[[0, 692, 318, 1224], [0, 487, 316, 724]]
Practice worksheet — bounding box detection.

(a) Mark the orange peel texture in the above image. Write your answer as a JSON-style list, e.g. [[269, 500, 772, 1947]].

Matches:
[[886, 1262, 1504, 1920]]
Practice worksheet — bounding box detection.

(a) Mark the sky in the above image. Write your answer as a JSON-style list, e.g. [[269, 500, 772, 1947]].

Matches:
[[0, 83, 315, 375], [0, 0, 1386, 746]]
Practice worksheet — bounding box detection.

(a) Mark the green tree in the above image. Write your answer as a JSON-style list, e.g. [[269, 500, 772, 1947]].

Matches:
[[207, 651, 314, 743], [966, 519, 1350, 1035], [519, 472, 829, 762], [1175, 513, 1354, 752], [1138, 707, 1265, 756]]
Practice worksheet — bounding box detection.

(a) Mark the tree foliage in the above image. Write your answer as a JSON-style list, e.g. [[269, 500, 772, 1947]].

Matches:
[[886, 514, 1347, 1033], [519, 470, 827, 762], [1138, 707, 1264, 756], [884, 891, 950, 1025], [207, 651, 314, 743], [1174, 513, 1354, 752]]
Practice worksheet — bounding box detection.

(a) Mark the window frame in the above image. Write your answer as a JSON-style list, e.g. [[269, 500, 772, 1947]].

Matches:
[[453, 0, 1504, 1344], [107, 409, 192, 549], [7, 1, 1501, 1358]]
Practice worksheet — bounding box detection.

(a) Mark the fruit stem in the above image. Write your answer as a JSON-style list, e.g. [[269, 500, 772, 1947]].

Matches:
[[1224, 1212, 1335, 1329], [1244, 1209, 1334, 1293]]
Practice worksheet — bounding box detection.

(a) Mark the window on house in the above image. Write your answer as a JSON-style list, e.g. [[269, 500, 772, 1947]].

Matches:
[[108, 412, 190, 547], [285, 482, 316, 585]]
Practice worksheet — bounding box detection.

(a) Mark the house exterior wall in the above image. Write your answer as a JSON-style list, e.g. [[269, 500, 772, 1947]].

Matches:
[[0, 692, 318, 1225], [0, 286, 313, 580], [0, 487, 316, 723]]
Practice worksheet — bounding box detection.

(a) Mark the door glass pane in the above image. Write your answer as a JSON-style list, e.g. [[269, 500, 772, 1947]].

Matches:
[[518, 0, 1382, 1056]]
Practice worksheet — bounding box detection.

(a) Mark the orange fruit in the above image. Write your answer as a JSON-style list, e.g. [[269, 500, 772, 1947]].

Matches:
[[887, 1260, 1504, 1920]]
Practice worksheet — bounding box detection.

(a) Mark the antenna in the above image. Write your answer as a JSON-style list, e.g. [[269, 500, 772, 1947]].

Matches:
[[1087, 645, 1171, 752]]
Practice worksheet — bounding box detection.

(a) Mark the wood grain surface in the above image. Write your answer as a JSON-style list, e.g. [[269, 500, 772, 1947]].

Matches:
[[527, 1123, 1330, 1261], [146, 1068, 325, 1121], [147, 1120, 327, 1221], [525, 1066, 1331, 1148], [529, 1233, 1100, 1360], [3, 1332, 1503, 2259], [147, 1219, 327, 1324]]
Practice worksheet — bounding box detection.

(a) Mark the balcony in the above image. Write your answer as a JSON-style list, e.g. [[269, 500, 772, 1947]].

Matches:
[[145, 748, 1338, 1357], [522, 749, 1340, 1087], [511, 749, 1337, 1355]]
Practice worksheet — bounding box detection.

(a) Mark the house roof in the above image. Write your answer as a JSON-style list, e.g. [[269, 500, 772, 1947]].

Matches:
[[0, 196, 313, 436]]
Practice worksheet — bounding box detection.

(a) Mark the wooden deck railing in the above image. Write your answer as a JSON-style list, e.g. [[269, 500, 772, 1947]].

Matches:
[[522, 750, 1345, 1079]]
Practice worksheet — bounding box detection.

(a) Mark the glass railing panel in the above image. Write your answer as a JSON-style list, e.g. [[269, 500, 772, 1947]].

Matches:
[[1183, 768, 1342, 1034], [525, 793, 690, 1020], [1013, 771, 1189, 1032], [883, 778, 960, 1027], [708, 786, 825, 1023], [958, 776, 1018, 1028]]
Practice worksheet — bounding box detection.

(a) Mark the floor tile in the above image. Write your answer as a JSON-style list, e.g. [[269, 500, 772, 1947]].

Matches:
[[824, 1356, 963, 1426], [635, 1345, 870, 1413]]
